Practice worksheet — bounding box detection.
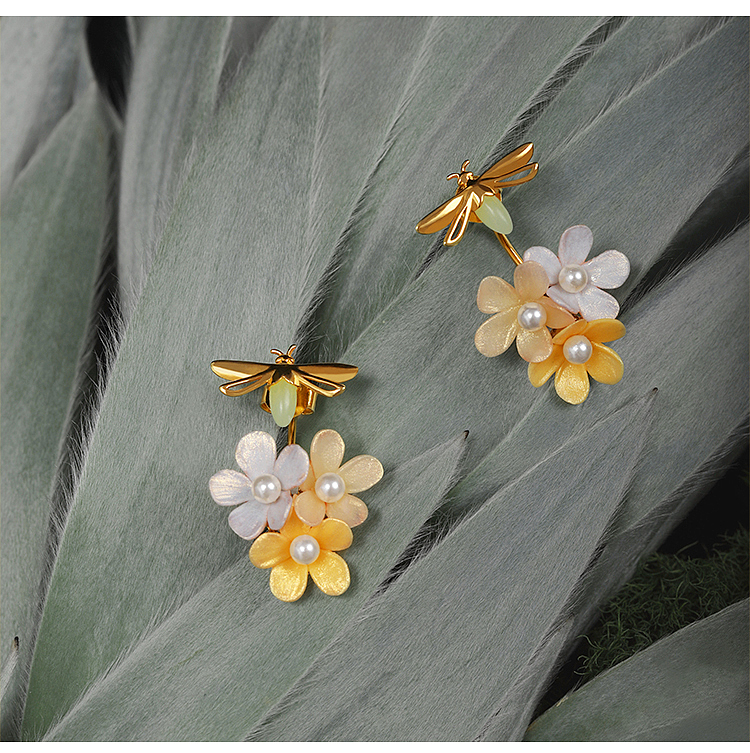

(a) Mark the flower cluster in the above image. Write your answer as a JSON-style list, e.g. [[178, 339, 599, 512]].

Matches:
[[209, 429, 383, 601], [475, 225, 630, 404]]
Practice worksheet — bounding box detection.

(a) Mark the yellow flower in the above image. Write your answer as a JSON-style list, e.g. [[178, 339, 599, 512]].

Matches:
[[249, 510, 353, 602], [528, 318, 625, 404], [294, 429, 383, 528], [475, 261, 575, 363]]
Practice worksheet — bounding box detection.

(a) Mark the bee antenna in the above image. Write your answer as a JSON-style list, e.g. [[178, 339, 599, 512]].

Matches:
[[287, 344, 297, 357], [270, 348, 284, 357], [446, 172, 459, 182], [461, 159, 470, 172]]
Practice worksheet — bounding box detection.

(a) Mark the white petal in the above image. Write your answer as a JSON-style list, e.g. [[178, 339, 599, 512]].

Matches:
[[266, 490, 293, 530], [235, 431, 276, 480], [228, 500, 268, 539], [583, 250, 630, 289], [546, 284, 580, 314], [577, 285, 620, 320], [522, 246, 560, 285], [558, 225, 593, 265], [273, 443, 310, 490], [209, 469, 252, 507]]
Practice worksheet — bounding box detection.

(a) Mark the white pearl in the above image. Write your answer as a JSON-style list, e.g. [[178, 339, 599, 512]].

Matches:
[[563, 335, 593, 364], [252, 473, 282, 505], [558, 264, 588, 293], [315, 472, 346, 503], [516, 302, 547, 331], [289, 534, 320, 565]]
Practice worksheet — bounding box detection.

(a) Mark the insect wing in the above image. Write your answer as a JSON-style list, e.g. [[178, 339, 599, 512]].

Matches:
[[294, 364, 356, 397], [416, 193, 467, 235], [211, 360, 273, 381], [478, 142, 535, 181], [444, 189, 484, 245], [298, 363, 359, 383], [485, 161, 539, 189]]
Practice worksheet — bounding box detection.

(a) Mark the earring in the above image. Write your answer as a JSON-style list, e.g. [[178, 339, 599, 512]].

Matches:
[[417, 143, 630, 405], [208, 345, 383, 602]]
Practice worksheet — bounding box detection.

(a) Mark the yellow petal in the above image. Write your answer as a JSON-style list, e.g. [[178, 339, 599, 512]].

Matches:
[[555, 362, 590, 404], [311, 517, 354, 551], [528, 346, 564, 387], [514, 261, 549, 302], [338, 454, 383, 493], [516, 326, 553, 363], [476, 275, 520, 314], [587, 343, 624, 384], [326, 494, 368, 527], [308, 551, 350, 596], [269, 560, 309, 602], [539, 297, 575, 329], [293, 490, 326, 526], [475, 310, 519, 357], [551, 318, 587, 344], [584, 318, 626, 344], [249, 532, 289, 569], [279, 508, 309, 540], [309, 429, 345, 478]]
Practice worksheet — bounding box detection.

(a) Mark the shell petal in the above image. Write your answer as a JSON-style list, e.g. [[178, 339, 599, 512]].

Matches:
[[235, 431, 276, 479], [546, 284, 580, 314], [577, 285, 620, 321], [528, 346, 564, 387], [587, 343, 624, 384], [308, 551, 350, 596], [554, 361, 590, 404], [273, 443, 309, 489], [310, 517, 354, 551], [269, 560, 309, 602], [514, 261, 549, 301], [228, 500, 267, 540], [584, 250, 630, 288], [326, 494, 368, 528], [584, 318, 626, 344], [338, 455, 383, 493], [476, 275, 520, 314], [294, 490, 326, 527], [309, 429, 345, 478], [475, 310, 519, 357], [523, 246, 560, 284], [249, 532, 289, 569], [558, 225, 593, 265], [516, 326, 553, 363], [539, 297, 575, 329], [209, 469, 252, 506], [266, 490, 293, 530]]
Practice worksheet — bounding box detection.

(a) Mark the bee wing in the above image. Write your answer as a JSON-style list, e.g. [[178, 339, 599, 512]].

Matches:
[[478, 143, 535, 181], [211, 360, 272, 381], [294, 367, 352, 397], [485, 161, 538, 189], [297, 363, 359, 382], [416, 193, 467, 235], [444, 190, 483, 246]]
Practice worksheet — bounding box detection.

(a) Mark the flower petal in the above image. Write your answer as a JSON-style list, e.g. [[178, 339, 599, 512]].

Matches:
[[583, 250, 630, 288], [228, 500, 267, 540], [584, 318, 626, 344], [528, 346, 564, 387], [310, 517, 354, 551], [266, 490, 293, 530], [539, 297, 575, 329], [309, 429, 345, 478], [294, 490, 326, 527], [308, 551, 350, 596], [209, 469, 252, 506], [514, 261, 549, 301], [326, 494, 368, 527], [476, 275, 520, 314], [546, 284, 580, 314], [522, 246, 560, 284], [273, 443, 309, 489], [577, 285, 620, 321], [516, 326, 553, 363], [587, 343, 624, 384], [235, 431, 276, 479], [475, 310, 519, 357], [552, 319, 588, 344], [558, 224, 593, 265], [280, 508, 310, 539], [338, 455, 383, 493], [554, 362, 590, 404], [249, 532, 290, 568], [269, 560, 309, 602]]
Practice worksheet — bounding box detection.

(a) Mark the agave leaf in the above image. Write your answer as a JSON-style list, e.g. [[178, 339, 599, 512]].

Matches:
[[524, 600, 749, 741], [0, 84, 110, 735]]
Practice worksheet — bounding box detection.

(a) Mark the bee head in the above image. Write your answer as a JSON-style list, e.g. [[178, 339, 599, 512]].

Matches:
[[447, 159, 475, 190], [270, 344, 297, 364]]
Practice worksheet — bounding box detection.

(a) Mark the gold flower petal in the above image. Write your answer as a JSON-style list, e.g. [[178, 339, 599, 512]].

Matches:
[[279, 508, 309, 540], [555, 362, 590, 404], [516, 326, 553, 363], [528, 345, 564, 387], [539, 297, 575, 329], [294, 490, 326, 527], [311, 517, 355, 551], [309, 429, 345, 478], [587, 343, 624, 384], [514, 261, 549, 302], [584, 318, 626, 344], [326, 494, 368, 528], [308, 551, 350, 596], [551, 319, 588, 344], [476, 275, 520, 314], [475, 310, 519, 357], [249, 532, 290, 569], [269, 560, 309, 602], [338, 454, 383, 493]]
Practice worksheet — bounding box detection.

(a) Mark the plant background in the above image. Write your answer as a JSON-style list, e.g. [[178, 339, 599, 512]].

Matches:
[[1, 16, 748, 741]]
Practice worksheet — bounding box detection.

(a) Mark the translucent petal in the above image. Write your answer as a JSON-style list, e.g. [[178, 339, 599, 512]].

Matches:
[[514, 261, 549, 301], [249, 532, 289, 569], [546, 284, 580, 314], [552, 319, 588, 344], [273, 443, 309, 489], [584, 318, 626, 344], [476, 275, 520, 314], [554, 362, 590, 404], [475, 310, 519, 357], [523, 246, 560, 284], [309, 429, 345, 478], [208, 469, 252, 506], [269, 560, 309, 602], [587, 343, 624, 384], [558, 224, 593, 265], [338, 454, 383, 493], [516, 326, 553, 363], [294, 490, 326, 527], [266, 490, 293, 530], [280, 508, 309, 539], [235, 431, 276, 479], [528, 346, 564, 387], [308, 551, 350, 596], [227, 500, 267, 540], [312, 516, 354, 551], [577, 285, 620, 321], [539, 297, 575, 329], [584, 249, 630, 288]]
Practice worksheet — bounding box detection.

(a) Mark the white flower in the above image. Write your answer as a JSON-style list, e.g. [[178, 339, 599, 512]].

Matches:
[[209, 431, 309, 540], [523, 225, 630, 321]]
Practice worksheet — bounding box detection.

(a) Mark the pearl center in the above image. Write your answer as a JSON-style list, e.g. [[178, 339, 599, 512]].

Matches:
[[563, 335, 593, 364], [290, 534, 320, 565], [558, 264, 588, 294], [252, 473, 282, 505], [516, 302, 547, 332], [315, 472, 346, 503]]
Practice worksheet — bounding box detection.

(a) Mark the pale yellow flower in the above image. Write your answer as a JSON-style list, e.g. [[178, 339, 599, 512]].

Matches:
[[249, 510, 353, 602]]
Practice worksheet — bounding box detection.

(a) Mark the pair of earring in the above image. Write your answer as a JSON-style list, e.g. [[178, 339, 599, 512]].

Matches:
[[209, 142, 630, 602]]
